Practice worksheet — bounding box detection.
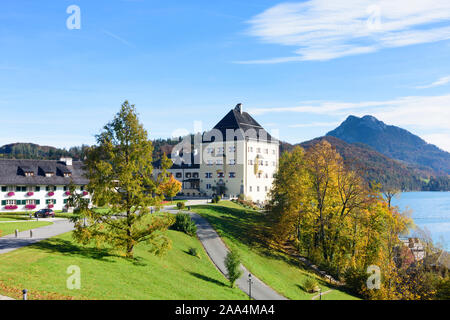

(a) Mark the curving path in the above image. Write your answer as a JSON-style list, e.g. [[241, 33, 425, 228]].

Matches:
[[0, 219, 74, 255], [164, 201, 287, 300]]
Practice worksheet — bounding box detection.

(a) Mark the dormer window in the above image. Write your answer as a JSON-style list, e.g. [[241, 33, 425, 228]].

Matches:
[[63, 173, 72, 177], [45, 172, 54, 177], [25, 172, 34, 177]]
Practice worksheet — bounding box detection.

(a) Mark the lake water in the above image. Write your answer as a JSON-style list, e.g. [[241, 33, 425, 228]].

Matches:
[[392, 192, 450, 250]]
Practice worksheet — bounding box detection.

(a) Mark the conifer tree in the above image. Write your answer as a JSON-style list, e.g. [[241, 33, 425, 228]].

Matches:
[[71, 101, 174, 258]]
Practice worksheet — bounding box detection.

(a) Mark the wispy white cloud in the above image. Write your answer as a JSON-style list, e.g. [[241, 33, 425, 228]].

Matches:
[[102, 30, 136, 48], [288, 121, 341, 128], [249, 94, 450, 130], [415, 75, 450, 89], [237, 0, 450, 63]]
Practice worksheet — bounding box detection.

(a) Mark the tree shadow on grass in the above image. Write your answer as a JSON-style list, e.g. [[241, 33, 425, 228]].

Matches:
[[188, 272, 228, 287], [29, 237, 117, 262]]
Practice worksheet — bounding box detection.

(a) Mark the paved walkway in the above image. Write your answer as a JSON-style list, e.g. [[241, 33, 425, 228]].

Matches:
[[0, 295, 14, 300], [0, 219, 74, 255], [165, 201, 287, 300]]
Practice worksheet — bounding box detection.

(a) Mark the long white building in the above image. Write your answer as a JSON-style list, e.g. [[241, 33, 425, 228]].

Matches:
[[0, 157, 89, 213]]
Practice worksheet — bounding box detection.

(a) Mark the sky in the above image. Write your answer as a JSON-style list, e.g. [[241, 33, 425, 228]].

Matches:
[[0, 0, 449, 151]]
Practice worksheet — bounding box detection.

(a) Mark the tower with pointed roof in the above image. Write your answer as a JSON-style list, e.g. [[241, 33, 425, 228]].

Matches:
[[199, 104, 279, 203]]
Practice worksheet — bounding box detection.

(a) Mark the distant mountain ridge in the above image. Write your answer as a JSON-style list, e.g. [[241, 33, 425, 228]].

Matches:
[[326, 115, 450, 175]]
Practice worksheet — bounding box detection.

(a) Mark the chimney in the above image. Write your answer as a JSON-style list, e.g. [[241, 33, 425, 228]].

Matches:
[[60, 157, 72, 166], [235, 103, 243, 114]]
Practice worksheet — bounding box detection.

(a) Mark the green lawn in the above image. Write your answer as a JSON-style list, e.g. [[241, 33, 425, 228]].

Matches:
[[0, 221, 53, 236], [0, 216, 33, 221], [0, 230, 247, 300], [191, 201, 360, 300]]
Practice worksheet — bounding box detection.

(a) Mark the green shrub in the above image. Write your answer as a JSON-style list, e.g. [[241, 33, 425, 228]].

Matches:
[[303, 277, 320, 293], [225, 249, 243, 288], [343, 267, 367, 296], [188, 247, 200, 258], [172, 213, 197, 236], [238, 194, 245, 201], [176, 202, 185, 210], [211, 195, 221, 204]]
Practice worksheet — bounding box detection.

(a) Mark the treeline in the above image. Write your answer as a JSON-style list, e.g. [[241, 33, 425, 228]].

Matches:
[[0, 143, 90, 160], [268, 141, 449, 299]]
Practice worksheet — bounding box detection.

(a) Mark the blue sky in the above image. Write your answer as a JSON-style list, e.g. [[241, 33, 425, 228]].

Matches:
[[1, 0, 450, 151]]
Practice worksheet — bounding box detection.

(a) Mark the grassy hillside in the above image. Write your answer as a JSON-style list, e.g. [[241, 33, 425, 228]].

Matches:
[[191, 201, 359, 300], [0, 230, 247, 300]]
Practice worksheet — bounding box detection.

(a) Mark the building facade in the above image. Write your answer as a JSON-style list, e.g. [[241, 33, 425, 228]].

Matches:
[[156, 104, 279, 203], [0, 158, 90, 212]]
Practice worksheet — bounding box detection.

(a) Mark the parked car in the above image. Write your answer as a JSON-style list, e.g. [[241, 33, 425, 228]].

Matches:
[[34, 209, 55, 218]]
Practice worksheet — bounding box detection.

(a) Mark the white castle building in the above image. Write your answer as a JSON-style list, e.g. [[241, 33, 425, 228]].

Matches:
[[154, 104, 279, 203]]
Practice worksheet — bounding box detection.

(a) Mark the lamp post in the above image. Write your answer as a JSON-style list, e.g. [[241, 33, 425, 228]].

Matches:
[[248, 273, 253, 300]]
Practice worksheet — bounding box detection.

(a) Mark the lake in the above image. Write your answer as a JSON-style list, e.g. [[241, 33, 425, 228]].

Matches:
[[392, 192, 450, 250]]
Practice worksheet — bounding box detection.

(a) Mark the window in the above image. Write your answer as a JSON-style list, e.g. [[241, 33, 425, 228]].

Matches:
[[186, 173, 191, 178], [46, 185, 56, 192], [272, 161, 276, 166], [6, 200, 16, 205], [35, 186, 41, 192], [25, 172, 34, 177], [248, 160, 253, 165], [205, 173, 212, 178], [265, 186, 268, 192], [175, 172, 182, 178], [248, 147, 253, 152], [265, 149, 268, 154], [216, 159, 223, 165], [63, 173, 72, 177], [257, 173, 262, 178], [46, 199, 56, 204], [193, 173, 199, 178], [256, 148, 261, 153], [206, 148, 214, 154], [26, 199, 36, 205], [7, 186, 14, 192], [218, 172, 224, 178], [249, 186, 252, 192], [265, 173, 269, 178], [259, 160, 264, 166], [45, 173, 54, 177], [228, 146, 235, 152], [207, 160, 213, 166], [228, 159, 236, 165], [16, 186, 26, 192], [217, 147, 224, 154], [26, 186, 33, 192], [229, 172, 236, 178], [257, 186, 260, 192], [272, 149, 276, 155], [206, 184, 212, 189]]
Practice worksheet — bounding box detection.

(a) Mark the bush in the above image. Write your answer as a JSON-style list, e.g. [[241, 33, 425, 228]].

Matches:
[[188, 247, 200, 258], [176, 202, 185, 210], [211, 195, 221, 204], [225, 249, 243, 288], [343, 266, 367, 296], [303, 277, 320, 293], [238, 193, 245, 201], [172, 213, 197, 236]]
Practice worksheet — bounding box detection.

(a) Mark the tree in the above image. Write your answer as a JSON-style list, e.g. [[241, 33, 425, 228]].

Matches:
[[70, 101, 174, 258], [160, 173, 182, 201], [225, 249, 243, 288]]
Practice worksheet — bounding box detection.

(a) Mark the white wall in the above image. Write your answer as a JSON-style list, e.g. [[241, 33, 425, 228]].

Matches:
[[0, 185, 90, 212]]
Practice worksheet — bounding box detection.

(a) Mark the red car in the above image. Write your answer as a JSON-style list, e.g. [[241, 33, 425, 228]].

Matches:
[[34, 209, 55, 218]]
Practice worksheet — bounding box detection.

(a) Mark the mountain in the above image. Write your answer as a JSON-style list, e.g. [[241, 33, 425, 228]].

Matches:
[[297, 136, 439, 191], [326, 115, 450, 175]]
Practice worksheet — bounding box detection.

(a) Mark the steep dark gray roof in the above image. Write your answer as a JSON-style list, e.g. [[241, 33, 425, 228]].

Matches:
[[206, 104, 276, 142], [0, 159, 88, 185]]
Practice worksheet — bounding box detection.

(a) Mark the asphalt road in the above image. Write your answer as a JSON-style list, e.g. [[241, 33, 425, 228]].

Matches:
[[0, 218, 74, 255]]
